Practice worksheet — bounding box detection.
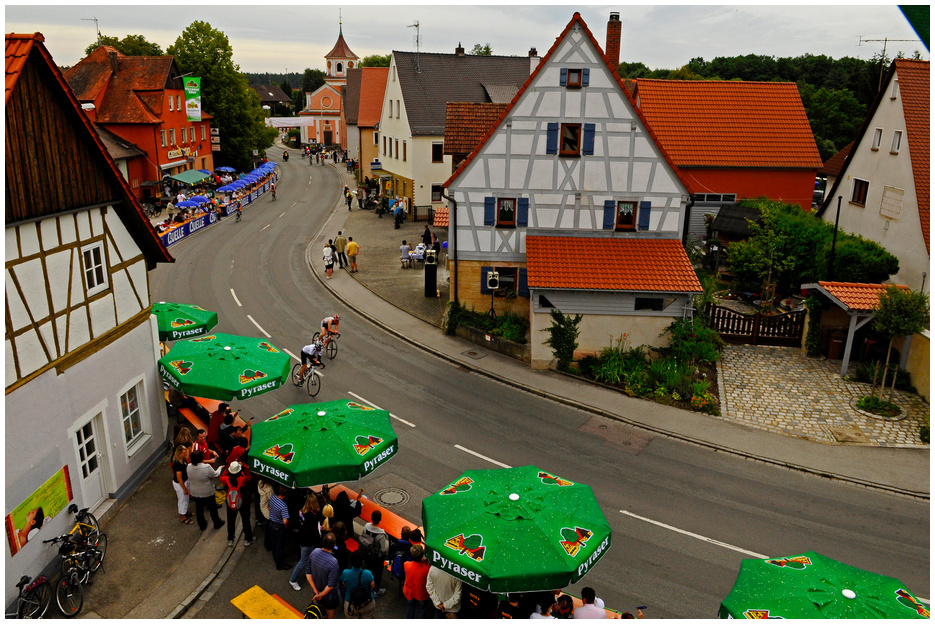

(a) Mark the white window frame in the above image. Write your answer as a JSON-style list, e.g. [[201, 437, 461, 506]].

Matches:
[[396, 100, 400, 119], [81, 241, 108, 296], [118, 376, 150, 456], [871, 128, 882, 150], [168, 95, 173, 112], [201, 125, 206, 141], [160, 130, 167, 147], [850, 177, 869, 207], [177, 95, 182, 110], [181, 127, 186, 144], [373, 132, 379, 146], [190, 127, 195, 143], [169, 128, 176, 145], [890, 130, 902, 154], [890, 78, 899, 99]]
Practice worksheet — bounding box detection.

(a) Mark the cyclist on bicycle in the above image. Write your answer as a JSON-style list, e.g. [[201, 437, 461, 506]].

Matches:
[[297, 340, 324, 381], [235, 204, 243, 222], [271, 183, 277, 200], [320, 314, 340, 347]]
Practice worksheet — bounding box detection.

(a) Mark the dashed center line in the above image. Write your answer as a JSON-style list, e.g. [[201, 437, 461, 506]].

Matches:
[[620, 510, 767, 558], [454, 445, 511, 468], [283, 348, 300, 362], [347, 392, 416, 428], [246, 315, 271, 338], [261, 224, 270, 231], [230, 288, 242, 307]]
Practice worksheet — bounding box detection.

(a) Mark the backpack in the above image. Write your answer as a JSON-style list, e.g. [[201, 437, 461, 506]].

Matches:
[[391, 551, 406, 580], [303, 603, 323, 619], [357, 530, 375, 555], [221, 475, 243, 510], [347, 569, 371, 610]]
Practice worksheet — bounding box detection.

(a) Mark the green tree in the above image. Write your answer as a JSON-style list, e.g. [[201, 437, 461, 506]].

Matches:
[[618, 61, 651, 78], [85, 34, 163, 57], [797, 81, 866, 160], [541, 310, 582, 372], [361, 54, 391, 67], [871, 287, 929, 400], [667, 65, 704, 80], [167, 21, 274, 171], [470, 43, 492, 56], [727, 200, 796, 311]]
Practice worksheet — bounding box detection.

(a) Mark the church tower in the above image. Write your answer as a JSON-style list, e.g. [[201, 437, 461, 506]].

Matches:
[[324, 13, 359, 88]]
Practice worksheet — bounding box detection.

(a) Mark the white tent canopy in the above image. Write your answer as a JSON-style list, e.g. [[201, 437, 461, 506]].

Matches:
[[266, 116, 317, 128]]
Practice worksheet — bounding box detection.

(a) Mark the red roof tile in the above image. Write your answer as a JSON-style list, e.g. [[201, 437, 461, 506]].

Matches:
[[5, 32, 41, 104], [816, 281, 909, 312], [433, 206, 449, 228], [444, 102, 507, 157], [819, 141, 853, 177], [894, 59, 929, 254], [357, 67, 389, 128], [634, 79, 823, 169], [526, 236, 702, 292]]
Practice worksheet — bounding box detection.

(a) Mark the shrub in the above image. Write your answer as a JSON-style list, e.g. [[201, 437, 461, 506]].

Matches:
[[854, 362, 915, 393], [541, 310, 582, 372], [577, 355, 600, 378], [921, 417, 930, 444], [856, 395, 901, 418], [446, 302, 528, 343], [659, 319, 724, 366], [804, 295, 823, 357], [648, 359, 692, 394]]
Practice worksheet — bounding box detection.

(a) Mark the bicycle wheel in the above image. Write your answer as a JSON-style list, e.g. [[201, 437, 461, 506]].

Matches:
[[326, 339, 338, 360], [89, 533, 107, 573], [78, 511, 100, 535], [291, 363, 304, 387], [55, 576, 83, 618], [19, 582, 52, 619], [306, 371, 321, 397], [312, 331, 320, 343]]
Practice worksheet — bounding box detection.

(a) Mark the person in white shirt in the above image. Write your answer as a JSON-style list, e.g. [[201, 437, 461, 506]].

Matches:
[[426, 566, 462, 617], [573, 587, 606, 619]]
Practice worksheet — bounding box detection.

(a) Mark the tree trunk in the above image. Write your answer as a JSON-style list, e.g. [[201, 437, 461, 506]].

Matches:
[[877, 338, 894, 400], [870, 362, 880, 398]]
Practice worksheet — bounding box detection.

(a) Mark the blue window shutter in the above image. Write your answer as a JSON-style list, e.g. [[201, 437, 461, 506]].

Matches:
[[560, 68, 568, 86], [484, 197, 495, 226], [582, 68, 590, 86], [582, 123, 596, 155], [480, 266, 492, 294], [603, 200, 616, 229], [638, 201, 652, 230], [546, 123, 559, 154], [518, 268, 529, 297], [517, 198, 529, 227]]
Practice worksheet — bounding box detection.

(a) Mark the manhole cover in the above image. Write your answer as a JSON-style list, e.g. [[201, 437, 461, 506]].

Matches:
[[461, 349, 487, 360], [578, 417, 653, 455], [373, 487, 410, 506], [829, 426, 871, 444]]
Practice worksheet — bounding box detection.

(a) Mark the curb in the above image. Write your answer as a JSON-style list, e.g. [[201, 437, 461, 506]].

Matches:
[[303, 226, 929, 502], [168, 528, 241, 618]]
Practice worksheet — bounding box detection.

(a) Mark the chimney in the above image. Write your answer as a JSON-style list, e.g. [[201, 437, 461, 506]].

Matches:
[[606, 12, 621, 75], [528, 47, 540, 74], [109, 50, 119, 75], [455, 42, 465, 56]]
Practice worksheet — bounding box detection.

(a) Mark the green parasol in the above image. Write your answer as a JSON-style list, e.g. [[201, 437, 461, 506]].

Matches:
[[158, 333, 291, 401], [421, 465, 612, 593], [152, 301, 219, 341], [246, 400, 398, 488], [719, 551, 930, 619]]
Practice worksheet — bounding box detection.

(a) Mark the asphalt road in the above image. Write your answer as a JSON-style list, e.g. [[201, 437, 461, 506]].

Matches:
[[151, 150, 930, 619]]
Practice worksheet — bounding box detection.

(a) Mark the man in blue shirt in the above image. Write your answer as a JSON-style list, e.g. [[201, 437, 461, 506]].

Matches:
[[268, 487, 290, 570], [340, 551, 376, 618], [307, 532, 341, 617]]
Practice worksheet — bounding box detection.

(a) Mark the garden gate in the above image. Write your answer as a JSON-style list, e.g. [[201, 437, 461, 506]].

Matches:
[[705, 304, 805, 347]]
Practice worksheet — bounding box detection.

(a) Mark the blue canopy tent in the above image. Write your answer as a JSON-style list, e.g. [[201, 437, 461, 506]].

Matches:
[[175, 200, 199, 208], [189, 195, 210, 204], [216, 166, 236, 172]]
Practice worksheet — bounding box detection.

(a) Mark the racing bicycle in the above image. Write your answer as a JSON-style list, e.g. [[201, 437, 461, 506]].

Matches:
[[311, 331, 340, 360], [291, 359, 324, 397], [5, 575, 52, 619]]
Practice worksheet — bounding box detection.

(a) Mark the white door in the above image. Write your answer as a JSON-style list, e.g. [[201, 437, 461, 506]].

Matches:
[[74, 417, 106, 511]]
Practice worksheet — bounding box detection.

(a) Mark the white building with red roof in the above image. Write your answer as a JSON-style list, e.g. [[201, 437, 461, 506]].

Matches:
[[817, 59, 930, 294], [443, 12, 702, 368]]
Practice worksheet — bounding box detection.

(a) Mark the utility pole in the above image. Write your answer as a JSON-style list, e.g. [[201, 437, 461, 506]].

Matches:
[[81, 17, 102, 49], [858, 36, 916, 91]]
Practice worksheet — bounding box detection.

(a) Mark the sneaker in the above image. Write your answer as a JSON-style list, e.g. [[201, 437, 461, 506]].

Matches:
[[290, 581, 302, 592], [374, 588, 387, 598], [245, 538, 256, 546], [228, 540, 234, 547]]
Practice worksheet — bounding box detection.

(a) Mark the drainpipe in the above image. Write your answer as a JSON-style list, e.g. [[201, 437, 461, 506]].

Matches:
[[681, 195, 695, 246], [441, 189, 458, 306]]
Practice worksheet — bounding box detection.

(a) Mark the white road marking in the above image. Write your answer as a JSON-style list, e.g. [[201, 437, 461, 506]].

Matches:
[[246, 315, 271, 338], [454, 445, 512, 468], [230, 289, 242, 307], [261, 224, 270, 231], [347, 392, 416, 428], [620, 510, 767, 558], [280, 212, 286, 218], [284, 348, 300, 362]]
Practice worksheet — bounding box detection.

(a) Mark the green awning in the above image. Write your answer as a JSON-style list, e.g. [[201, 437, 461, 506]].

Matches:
[[169, 169, 211, 185]]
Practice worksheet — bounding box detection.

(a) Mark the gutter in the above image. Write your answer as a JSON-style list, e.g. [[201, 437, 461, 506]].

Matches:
[[441, 189, 458, 305]]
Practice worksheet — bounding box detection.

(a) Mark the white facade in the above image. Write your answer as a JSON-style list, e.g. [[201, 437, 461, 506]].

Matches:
[[821, 66, 929, 293]]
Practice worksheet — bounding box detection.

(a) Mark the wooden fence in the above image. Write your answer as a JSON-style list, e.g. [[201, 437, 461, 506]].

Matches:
[[705, 304, 805, 347]]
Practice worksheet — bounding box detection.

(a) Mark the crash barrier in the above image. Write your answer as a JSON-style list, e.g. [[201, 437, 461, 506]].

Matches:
[[230, 585, 302, 619], [158, 174, 279, 248]]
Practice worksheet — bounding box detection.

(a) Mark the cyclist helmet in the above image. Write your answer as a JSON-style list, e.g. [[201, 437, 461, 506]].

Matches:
[[333, 314, 340, 322]]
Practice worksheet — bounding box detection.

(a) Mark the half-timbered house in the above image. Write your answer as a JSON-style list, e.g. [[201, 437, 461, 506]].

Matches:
[[5, 33, 173, 593]]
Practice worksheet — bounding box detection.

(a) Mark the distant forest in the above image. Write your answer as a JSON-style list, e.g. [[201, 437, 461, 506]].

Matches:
[[253, 50, 924, 162]]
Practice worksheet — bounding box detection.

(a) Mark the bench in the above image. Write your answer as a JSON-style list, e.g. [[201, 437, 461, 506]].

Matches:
[[230, 585, 302, 619], [561, 592, 622, 619], [324, 484, 422, 543]]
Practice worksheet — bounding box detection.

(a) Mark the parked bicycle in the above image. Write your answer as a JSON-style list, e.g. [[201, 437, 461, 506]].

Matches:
[[291, 359, 324, 397], [311, 331, 340, 360], [4, 575, 52, 619], [142, 202, 162, 218], [44, 531, 107, 618], [66, 503, 99, 542]]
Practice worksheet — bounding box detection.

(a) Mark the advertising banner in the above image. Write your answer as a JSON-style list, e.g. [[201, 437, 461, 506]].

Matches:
[[184, 76, 202, 121], [5, 466, 73, 556], [159, 211, 218, 247]]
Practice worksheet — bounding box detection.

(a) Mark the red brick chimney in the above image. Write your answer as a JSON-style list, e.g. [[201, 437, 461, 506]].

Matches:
[[606, 12, 621, 75]]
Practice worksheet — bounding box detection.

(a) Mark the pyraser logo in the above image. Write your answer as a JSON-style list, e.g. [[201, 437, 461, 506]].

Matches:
[[741, 609, 782, 619], [240, 369, 267, 385], [263, 443, 295, 464], [269, 408, 294, 421], [895, 589, 930, 617], [559, 526, 592, 557], [171, 318, 196, 328], [538, 470, 574, 487], [353, 435, 382, 456], [441, 477, 473, 495], [347, 402, 375, 410], [169, 359, 193, 375], [765, 556, 811, 570], [190, 335, 216, 343], [258, 341, 279, 353], [444, 533, 486, 562]]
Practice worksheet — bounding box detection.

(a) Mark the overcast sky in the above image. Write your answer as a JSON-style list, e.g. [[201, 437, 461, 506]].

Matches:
[[5, 3, 927, 74]]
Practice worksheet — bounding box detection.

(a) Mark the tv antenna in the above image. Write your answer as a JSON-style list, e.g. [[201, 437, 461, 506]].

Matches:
[[858, 35, 916, 90], [81, 17, 102, 48], [408, 20, 420, 71]]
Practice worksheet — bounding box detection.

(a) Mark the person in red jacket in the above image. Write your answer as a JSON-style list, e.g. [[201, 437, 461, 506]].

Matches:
[[219, 461, 255, 547], [403, 545, 431, 618]]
